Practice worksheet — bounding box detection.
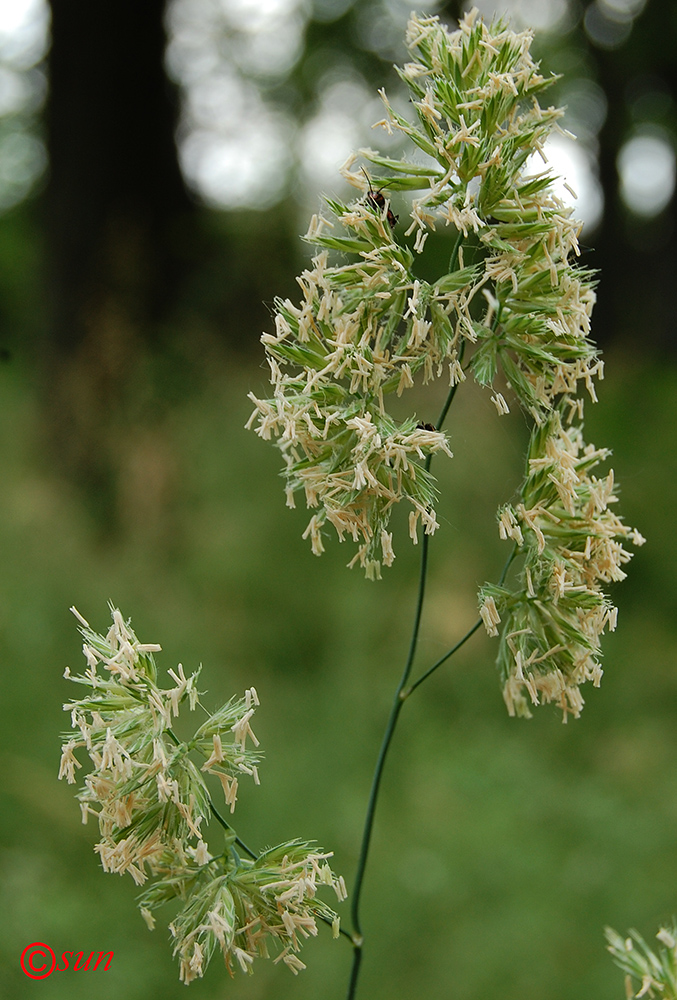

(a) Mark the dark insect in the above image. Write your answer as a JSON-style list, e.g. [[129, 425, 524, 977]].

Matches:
[[417, 422, 436, 432], [362, 168, 398, 230]]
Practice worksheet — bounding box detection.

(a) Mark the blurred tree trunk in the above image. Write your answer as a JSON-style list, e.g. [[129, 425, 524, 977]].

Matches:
[[44, 0, 194, 521], [592, 0, 677, 354], [589, 44, 626, 350], [440, 0, 465, 25]]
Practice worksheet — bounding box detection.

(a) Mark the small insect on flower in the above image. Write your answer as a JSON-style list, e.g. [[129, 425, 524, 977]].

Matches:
[[417, 422, 436, 432], [362, 168, 398, 230]]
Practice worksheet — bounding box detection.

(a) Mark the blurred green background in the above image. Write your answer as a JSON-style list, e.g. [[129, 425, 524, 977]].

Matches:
[[0, 0, 676, 997]]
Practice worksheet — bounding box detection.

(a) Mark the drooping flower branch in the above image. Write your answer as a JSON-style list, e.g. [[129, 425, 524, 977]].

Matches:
[[479, 407, 645, 719], [59, 606, 345, 983]]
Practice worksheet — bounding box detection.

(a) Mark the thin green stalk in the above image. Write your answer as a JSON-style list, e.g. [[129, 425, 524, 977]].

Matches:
[[402, 619, 483, 700], [449, 228, 463, 273], [346, 530, 430, 998], [207, 794, 258, 861], [402, 543, 518, 699], [345, 384, 520, 996], [165, 726, 258, 861], [437, 379, 460, 431], [346, 374, 459, 999]]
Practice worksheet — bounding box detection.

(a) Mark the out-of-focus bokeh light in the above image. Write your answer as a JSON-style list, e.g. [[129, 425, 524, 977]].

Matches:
[[584, 0, 646, 49], [560, 78, 608, 145], [618, 131, 676, 218], [0, 0, 48, 212], [549, 78, 607, 232], [299, 80, 366, 187], [472, 0, 569, 32], [312, 0, 355, 24], [354, 0, 442, 59], [166, 0, 308, 82], [598, 0, 646, 20], [0, 128, 45, 210], [526, 134, 604, 232], [166, 0, 311, 208], [168, 0, 423, 210], [298, 71, 396, 199], [179, 107, 294, 210], [0, 0, 48, 68], [584, 2, 630, 48]]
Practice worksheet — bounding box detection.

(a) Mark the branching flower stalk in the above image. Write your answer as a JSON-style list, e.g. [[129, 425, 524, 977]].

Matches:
[[59, 605, 346, 983], [247, 8, 644, 998], [55, 7, 646, 996]]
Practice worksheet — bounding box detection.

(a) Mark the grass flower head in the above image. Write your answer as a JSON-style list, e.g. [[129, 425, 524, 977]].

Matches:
[[247, 9, 603, 577], [60, 606, 344, 982]]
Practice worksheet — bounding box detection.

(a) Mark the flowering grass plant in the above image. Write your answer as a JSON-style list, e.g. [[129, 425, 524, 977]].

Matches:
[[60, 8, 649, 998]]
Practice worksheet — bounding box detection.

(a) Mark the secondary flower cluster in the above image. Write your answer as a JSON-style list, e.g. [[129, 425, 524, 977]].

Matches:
[[606, 924, 677, 1000], [479, 410, 644, 719], [247, 9, 600, 577], [59, 606, 344, 982], [163, 840, 346, 982]]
